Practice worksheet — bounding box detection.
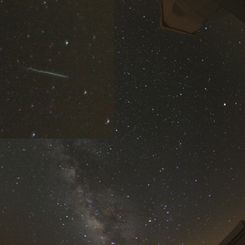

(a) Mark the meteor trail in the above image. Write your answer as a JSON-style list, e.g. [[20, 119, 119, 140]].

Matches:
[[26, 67, 69, 79]]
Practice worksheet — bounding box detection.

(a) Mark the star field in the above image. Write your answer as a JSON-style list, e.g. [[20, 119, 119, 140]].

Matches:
[[1, 0, 114, 138], [0, 0, 245, 245], [0, 137, 245, 245]]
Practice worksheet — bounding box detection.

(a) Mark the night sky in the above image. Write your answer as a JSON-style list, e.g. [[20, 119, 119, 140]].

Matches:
[[1, 0, 245, 245], [2, 0, 114, 138]]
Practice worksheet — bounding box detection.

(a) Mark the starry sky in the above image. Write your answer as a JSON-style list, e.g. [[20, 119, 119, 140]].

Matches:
[[1, 0, 114, 138], [1, 0, 245, 245]]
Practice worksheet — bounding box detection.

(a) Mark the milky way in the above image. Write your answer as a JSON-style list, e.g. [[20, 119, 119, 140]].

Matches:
[[48, 141, 142, 245]]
